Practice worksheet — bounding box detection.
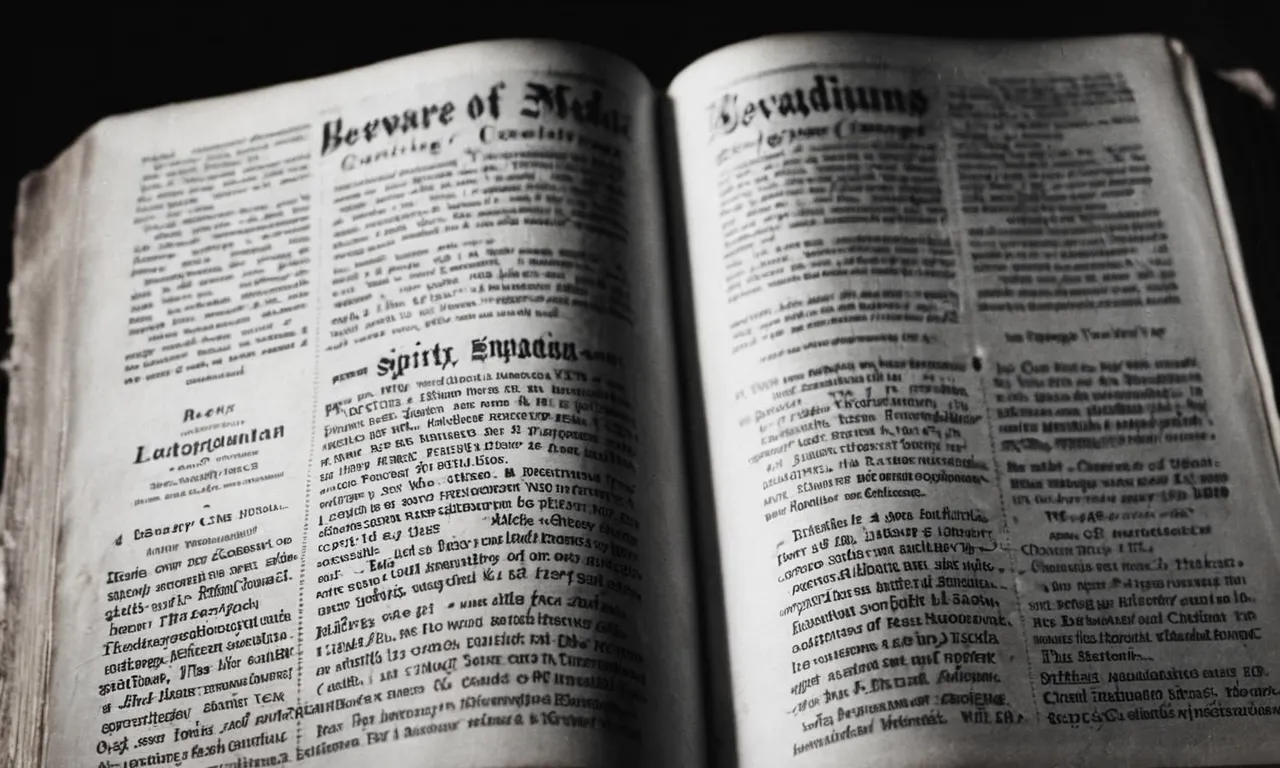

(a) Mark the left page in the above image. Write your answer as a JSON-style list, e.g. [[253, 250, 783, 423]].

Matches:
[[26, 40, 701, 767]]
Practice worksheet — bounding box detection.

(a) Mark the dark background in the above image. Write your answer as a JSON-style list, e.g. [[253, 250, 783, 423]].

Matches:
[[3, 11, 1277, 764], [5, 5, 1278, 421]]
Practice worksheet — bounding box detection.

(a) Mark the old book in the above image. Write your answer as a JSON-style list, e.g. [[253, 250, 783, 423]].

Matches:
[[4, 33, 1278, 768]]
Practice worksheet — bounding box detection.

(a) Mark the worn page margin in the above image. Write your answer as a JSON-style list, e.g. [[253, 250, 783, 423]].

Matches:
[[1170, 38, 1280, 476]]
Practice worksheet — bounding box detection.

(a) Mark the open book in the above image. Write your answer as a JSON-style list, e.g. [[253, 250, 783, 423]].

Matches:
[[5, 32, 1279, 768]]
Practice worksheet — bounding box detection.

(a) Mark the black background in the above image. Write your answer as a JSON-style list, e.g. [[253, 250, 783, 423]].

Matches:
[[6, 5, 1278, 421], [2, 10, 1277, 764]]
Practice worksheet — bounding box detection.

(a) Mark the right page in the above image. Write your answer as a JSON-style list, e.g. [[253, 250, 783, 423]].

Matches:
[[668, 33, 1280, 767]]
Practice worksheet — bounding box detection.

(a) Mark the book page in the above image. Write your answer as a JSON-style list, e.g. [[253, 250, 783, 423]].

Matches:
[[668, 33, 1280, 767], [31, 40, 701, 767]]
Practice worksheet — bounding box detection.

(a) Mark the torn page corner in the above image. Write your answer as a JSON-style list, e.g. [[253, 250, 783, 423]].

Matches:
[[1216, 68, 1278, 110]]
